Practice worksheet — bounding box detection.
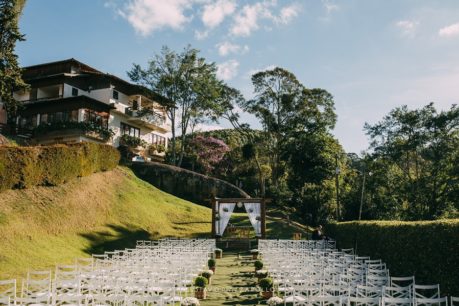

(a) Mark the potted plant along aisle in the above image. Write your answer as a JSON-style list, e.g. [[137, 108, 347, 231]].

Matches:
[[194, 276, 208, 300], [201, 270, 213, 285], [254, 260, 263, 272], [259, 277, 274, 299], [250, 249, 259, 259], [215, 248, 223, 259], [208, 259, 216, 273]]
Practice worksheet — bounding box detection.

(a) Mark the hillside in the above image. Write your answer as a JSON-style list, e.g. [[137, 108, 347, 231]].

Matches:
[[0, 167, 212, 279]]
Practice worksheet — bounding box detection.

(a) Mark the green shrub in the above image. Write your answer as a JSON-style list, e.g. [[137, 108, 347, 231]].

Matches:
[[0, 143, 120, 192], [325, 220, 459, 296], [194, 276, 208, 288], [254, 260, 264, 270], [207, 259, 216, 268], [258, 277, 273, 291]]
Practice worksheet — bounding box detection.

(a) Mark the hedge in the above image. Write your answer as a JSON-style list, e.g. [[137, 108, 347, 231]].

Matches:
[[0, 142, 120, 191], [326, 220, 459, 296]]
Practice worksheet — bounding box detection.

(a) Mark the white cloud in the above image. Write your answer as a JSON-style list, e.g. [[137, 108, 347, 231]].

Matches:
[[396, 20, 419, 37], [216, 41, 249, 56], [230, 1, 301, 37], [194, 29, 209, 40], [439, 22, 459, 38], [276, 3, 301, 25], [201, 0, 236, 28], [217, 60, 240, 80], [117, 0, 194, 36], [323, 1, 339, 14]]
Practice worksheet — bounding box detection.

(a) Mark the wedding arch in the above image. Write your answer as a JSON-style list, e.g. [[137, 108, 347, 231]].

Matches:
[[210, 197, 267, 239]]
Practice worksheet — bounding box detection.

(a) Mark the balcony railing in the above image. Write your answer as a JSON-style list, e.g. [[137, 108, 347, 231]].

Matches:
[[125, 108, 167, 127], [21, 95, 64, 104]]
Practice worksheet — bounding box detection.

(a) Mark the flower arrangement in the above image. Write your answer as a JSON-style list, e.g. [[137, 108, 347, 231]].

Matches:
[[201, 270, 213, 279], [267, 296, 283, 305], [182, 297, 200, 306], [222, 207, 229, 212], [215, 248, 223, 259], [259, 277, 274, 299], [254, 260, 264, 271], [248, 208, 254, 213]]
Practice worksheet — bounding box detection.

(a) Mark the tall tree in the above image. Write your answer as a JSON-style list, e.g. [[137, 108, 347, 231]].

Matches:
[[245, 67, 337, 189], [128, 46, 220, 166], [0, 0, 28, 121], [364, 103, 459, 219]]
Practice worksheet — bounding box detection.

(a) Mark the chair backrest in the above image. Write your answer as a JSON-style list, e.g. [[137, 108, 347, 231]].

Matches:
[[0, 279, 16, 304], [382, 296, 414, 306], [451, 297, 459, 306], [357, 285, 383, 298], [383, 285, 412, 299], [414, 284, 440, 299], [390, 276, 415, 288], [415, 296, 448, 306], [348, 296, 381, 306]]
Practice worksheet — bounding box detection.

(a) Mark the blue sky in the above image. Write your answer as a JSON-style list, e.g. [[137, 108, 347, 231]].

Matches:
[[16, 0, 459, 153]]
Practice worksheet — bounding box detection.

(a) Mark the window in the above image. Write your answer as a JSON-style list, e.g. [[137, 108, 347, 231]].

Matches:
[[113, 90, 119, 100], [132, 100, 139, 110], [121, 122, 140, 138], [151, 134, 166, 145], [72, 88, 78, 96]]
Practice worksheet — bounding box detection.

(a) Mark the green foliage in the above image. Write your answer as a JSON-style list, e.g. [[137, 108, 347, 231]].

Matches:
[[326, 220, 459, 295], [207, 258, 216, 268], [254, 260, 263, 270], [0, 0, 28, 120], [194, 276, 208, 288], [258, 277, 273, 290], [0, 143, 120, 191], [201, 271, 212, 279], [355, 103, 459, 220], [119, 134, 147, 148], [128, 45, 221, 166], [34, 121, 115, 141]]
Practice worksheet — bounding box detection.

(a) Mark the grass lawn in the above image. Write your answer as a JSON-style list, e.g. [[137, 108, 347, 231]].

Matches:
[[0, 167, 212, 279]]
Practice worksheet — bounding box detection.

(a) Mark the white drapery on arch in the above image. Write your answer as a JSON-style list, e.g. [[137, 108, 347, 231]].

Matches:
[[215, 202, 236, 236], [244, 202, 262, 237]]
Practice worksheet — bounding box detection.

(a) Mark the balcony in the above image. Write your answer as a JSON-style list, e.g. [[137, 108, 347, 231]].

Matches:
[[125, 107, 169, 131]]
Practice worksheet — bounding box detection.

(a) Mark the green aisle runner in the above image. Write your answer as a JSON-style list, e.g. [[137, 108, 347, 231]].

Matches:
[[200, 252, 264, 305]]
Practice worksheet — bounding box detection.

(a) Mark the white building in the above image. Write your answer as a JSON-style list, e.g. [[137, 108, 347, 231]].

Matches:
[[0, 59, 171, 160]]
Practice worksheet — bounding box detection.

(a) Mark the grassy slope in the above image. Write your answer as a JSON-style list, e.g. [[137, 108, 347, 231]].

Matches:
[[0, 167, 212, 279], [0, 166, 311, 280]]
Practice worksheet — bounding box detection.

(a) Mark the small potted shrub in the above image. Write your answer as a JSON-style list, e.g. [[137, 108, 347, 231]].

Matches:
[[201, 270, 213, 285], [194, 276, 208, 300], [267, 296, 283, 305], [208, 259, 216, 273], [259, 277, 274, 299], [182, 297, 200, 306], [254, 260, 263, 272], [255, 269, 268, 281], [215, 248, 223, 259], [250, 249, 259, 260]]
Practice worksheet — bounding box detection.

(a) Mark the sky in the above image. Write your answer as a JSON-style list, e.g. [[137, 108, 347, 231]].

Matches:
[[16, 0, 459, 154]]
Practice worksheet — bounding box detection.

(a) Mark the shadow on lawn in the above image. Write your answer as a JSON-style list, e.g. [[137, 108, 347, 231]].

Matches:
[[80, 224, 155, 255]]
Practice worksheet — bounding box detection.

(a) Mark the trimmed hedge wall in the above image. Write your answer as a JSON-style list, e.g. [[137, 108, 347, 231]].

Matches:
[[326, 220, 459, 296], [0, 143, 120, 191]]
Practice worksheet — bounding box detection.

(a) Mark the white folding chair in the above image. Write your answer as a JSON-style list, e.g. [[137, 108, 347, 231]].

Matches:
[[414, 285, 440, 300], [415, 296, 448, 306], [382, 297, 414, 306], [390, 276, 415, 288], [0, 280, 16, 306], [383, 286, 412, 299], [18, 270, 52, 306], [348, 296, 381, 306]]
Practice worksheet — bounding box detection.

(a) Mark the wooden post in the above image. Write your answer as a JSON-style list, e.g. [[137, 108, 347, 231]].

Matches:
[[261, 198, 266, 239], [211, 197, 216, 237]]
